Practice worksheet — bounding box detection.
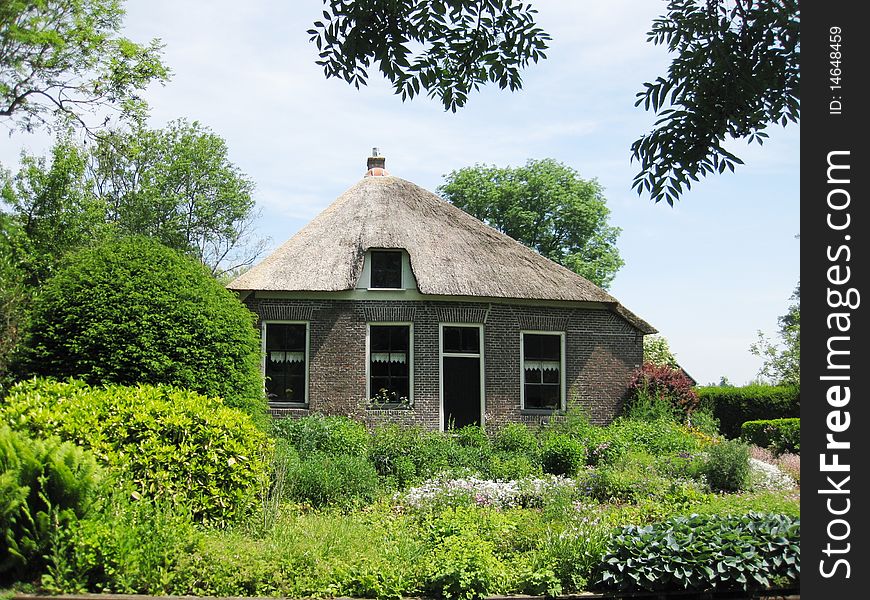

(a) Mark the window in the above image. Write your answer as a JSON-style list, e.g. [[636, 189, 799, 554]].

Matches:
[[521, 332, 564, 410], [370, 251, 402, 288], [264, 322, 307, 404], [369, 324, 411, 404]]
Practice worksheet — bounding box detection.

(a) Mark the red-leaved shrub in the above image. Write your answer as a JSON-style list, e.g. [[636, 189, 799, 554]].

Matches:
[[627, 362, 699, 420]]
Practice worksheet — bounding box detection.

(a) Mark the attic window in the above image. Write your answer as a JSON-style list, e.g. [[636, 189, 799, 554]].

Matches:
[[370, 250, 402, 289]]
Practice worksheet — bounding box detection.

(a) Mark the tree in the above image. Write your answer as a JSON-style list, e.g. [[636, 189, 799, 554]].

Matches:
[[1, 120, 267, 277], [1, 136, 107, 285], [438, 159, 623, 289], [88, 119, 268, 275], [643, 334, 679, 369], [0, 0, 169, 133], [0, 214, 29, 390], [631, 0, 799, 205], [308, 0, 550, 112], [13, 236, 268, 423], [749, 281, 799, 386]]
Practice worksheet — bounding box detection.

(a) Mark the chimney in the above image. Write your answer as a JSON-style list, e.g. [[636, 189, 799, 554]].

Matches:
[[365, 147, 388, 176]]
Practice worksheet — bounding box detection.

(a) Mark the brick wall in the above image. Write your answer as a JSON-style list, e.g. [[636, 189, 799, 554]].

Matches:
[[244, 297, 643, 430]]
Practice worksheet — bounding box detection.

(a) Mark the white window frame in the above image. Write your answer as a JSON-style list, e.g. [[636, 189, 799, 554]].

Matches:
[[519, 330, 566, 412], [262, 320, 310, 407], [366, 322, 414, 405], [438, 323, 486, 431], [367, 249, 404, 290]]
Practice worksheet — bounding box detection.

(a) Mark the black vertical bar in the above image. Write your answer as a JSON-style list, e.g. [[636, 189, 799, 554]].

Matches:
[[802, 0, 868, 597]]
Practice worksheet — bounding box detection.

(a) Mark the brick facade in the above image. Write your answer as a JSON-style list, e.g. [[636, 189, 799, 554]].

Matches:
[[245, 296, 643, 430]]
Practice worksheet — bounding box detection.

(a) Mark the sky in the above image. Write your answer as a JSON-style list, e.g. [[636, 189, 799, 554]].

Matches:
[[0, 0, 800, 386]]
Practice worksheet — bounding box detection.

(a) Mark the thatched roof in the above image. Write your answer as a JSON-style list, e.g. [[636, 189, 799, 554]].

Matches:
[[228, 174, 655, 334]]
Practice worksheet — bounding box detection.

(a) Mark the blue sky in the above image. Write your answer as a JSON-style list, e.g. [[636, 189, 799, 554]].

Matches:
[[1, 0, 799, 386]]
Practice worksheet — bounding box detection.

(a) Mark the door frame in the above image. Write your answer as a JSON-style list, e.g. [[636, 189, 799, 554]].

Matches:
[[438, 322, 485, 431]]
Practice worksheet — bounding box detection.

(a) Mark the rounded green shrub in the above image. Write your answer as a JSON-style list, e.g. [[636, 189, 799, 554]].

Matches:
[[492, 423, 539, 456], [1, 426, 100, 583], [14, 236, 266, 424], [701, 439, 751, 493], [541, 434, 585, 476], [2, 378, 272, 525]]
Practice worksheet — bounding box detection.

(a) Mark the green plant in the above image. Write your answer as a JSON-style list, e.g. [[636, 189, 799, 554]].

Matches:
[[13, 236, 267, 425], [701, 439, 751, 493], [541, 433, 585, 476], [492, 423, 538, 456], [287, 453, 381, 509], [273, 414, 369, 458], [42, 492, 200, 594], [626, 363, 699, 420], [2, 379, 272, 526], [423, 535, 507, 599], [741, 418, 800, 455], [604, 417, 701, 458], [596, 512, 800, 592], [0, 426, 100, 584], [697, 385, 800, 438]]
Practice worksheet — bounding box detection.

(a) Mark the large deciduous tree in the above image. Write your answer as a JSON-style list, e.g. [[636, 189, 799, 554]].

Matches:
[[1, 120, 267, 279], [438, 159, 623, 289], [308, 0, 550, 112], [0, 0, 169, 133], [631, 0, 799, 205], [311, 1, 799, 204], [749, 282, 799, 386]]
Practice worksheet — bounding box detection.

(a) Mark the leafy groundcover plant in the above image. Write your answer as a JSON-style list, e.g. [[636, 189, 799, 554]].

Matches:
[[596, 512, 800, 593]]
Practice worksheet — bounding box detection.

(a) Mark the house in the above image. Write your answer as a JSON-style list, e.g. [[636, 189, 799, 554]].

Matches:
[[227, 152, 656, 431]]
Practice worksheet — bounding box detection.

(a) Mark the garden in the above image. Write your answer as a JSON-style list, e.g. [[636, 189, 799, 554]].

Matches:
[[1, 376, 800, 598], [0, 238, 800, 598]]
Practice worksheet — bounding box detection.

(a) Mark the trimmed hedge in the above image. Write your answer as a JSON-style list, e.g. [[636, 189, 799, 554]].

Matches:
[[696, 385, 799, 438], [741, 418, 800, 455], [2, 378, 273, 526]]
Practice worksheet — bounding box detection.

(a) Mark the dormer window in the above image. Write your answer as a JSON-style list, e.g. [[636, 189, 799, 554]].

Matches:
[[370, 250, 402, 289]]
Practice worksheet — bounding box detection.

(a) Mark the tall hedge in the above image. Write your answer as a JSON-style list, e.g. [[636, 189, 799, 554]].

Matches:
[[696, 385, 800, 438], [14, 236, 267, 424]]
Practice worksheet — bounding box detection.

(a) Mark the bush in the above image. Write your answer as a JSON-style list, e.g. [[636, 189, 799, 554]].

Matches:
[[2, 379, 272, 525], [424, 535, 506, 599], [541, 434, 585, 476], [741, 418, 800, 455], [492, 423, 539, 457], [604, 417, 702, 458], [0, 426, 100, 584], [274, 414, 369, 458], [13, 236, 267, 424], [596, 512, 800, 593], [701, 439, 751, 493], [697, 385, 800, 438], [42, 493, 200, 594], [626, 363, 699, 420], [287, 453, 381, 509]]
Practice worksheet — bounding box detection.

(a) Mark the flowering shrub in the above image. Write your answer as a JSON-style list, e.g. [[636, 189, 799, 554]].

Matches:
[[627, 363, 699, 420], [396, 475, 577, 511], [775, 453, 800, 485]]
